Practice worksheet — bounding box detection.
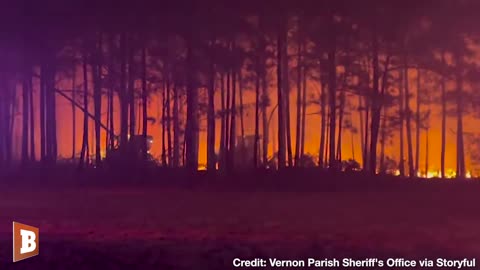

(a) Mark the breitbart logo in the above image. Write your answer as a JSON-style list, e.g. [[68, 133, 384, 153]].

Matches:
[[13, 222, 39, 262]]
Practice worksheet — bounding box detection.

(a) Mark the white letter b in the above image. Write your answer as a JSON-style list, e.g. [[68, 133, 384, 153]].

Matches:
[[20, 229, 36, 254]]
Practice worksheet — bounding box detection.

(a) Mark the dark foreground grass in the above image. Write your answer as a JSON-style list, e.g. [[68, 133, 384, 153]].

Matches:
[[0, 169, 478, 269]]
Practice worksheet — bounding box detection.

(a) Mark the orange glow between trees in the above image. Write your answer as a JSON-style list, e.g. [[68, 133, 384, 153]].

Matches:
[[8, 70, 480, 177]]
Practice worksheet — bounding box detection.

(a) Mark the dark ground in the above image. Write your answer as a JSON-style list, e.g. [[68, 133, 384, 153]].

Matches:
[[0, 169, 479, 269]]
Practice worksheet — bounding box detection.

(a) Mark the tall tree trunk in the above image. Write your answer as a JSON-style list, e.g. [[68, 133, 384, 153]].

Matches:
[[229, 67, 237, 170], [225, 71, 231, 160], [142, 45, 148, 159], [107, 35, 115, 150], [45, 67, 52, 162], [336, 84, 345, 163], [300, 64, 307, 159], [261, 68, 269, 167], [415, 69, 421, 176], [379, 106, 387, 173], [185, 34, 199, 171], [128, 37, 136, 138], [350, 123, 356, 161], [258, 17, 269, 167], [425, 127, 429, 176], [89, 114, 93, 161], [238, 69, 245, 140], [271, 118, 277, 166], [254, 61, 260, 168], [404, 55, 414, 177], [161, 82, 167, 165], [440, 52, 447, 178], [120, 33, 129, 151], [295, 35, 303, 166], [283, 36, 293, 168], [325, 106, 330, 164], [207, 50, 216, 171], [182, 129, 186, 167], [105, 77, 111, 152], [455, 57, 466, 178], [137, 99, 142, 135], [363, 98, 370, 170], [277, 19, 287, 169], [397, 70, 405, 176], [368, 29, 380, 174], [79, 52, 90, 168], [319, 81, 326, 167], [166, 76, 172, 165], [337, 41, 351, 164], [371, 53, 390, 174], [219, 73, 226, 171], [358, 95, 365, 166], [51, 70, 58, 162], [172, 82, 180, 167], [93, 35, 102, 166], [327, 21, 337, 171], [72, 66, 77, 159]]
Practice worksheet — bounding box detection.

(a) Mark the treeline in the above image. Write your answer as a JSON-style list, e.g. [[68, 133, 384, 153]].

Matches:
[[0, 0, 479, 177]]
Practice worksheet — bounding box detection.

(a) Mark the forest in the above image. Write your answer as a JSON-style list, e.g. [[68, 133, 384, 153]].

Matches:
[[1, 0, 480, 178], [3, 2, 480, 269]]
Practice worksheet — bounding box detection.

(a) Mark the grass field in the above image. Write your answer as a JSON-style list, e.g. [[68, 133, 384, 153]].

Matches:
[[0, 172, 479, 269]]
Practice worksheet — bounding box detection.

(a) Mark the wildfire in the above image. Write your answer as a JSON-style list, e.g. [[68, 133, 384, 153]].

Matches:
[[418, 169, 474, 179], [416, 170, 438, 178], [425, 171, 439, 179], [445, 169, 456, 179], [389, 169, 475, 179]]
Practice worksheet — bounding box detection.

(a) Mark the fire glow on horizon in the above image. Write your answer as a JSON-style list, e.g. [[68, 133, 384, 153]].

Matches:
[[6, 79, 480, 178]]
